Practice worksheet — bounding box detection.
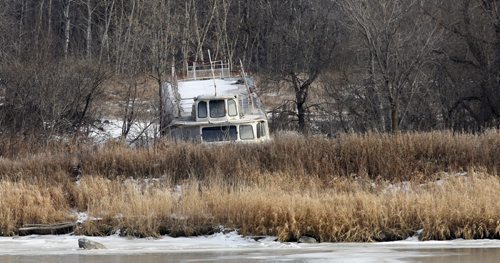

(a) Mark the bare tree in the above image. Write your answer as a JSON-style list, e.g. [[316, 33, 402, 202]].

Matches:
[[428, 0, 500, 130], [340, 0, 441, 132], [0, 59, 110, 136], [260, 0, 339, 133], [63, 0, 72, 59]]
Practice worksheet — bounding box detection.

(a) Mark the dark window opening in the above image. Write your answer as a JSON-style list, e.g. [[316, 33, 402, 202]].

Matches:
[[257, 121, 267, 138], [202, 126, 237, 142], [209, 100, 225, 118], [239, 125, 254, 140], [198, 101, 207, 118], [228, 99, 237, 116]]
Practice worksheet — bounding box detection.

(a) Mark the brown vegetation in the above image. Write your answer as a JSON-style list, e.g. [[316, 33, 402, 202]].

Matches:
[[0, 131, 499, 241], [1, 130, 498, 182], [1, 172, 499, 241]]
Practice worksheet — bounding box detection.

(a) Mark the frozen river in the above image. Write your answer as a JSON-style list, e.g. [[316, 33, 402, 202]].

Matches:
[[1, 232, 499, 262]]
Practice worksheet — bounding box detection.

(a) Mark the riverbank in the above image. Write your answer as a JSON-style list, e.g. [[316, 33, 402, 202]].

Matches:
[[0, 131, 499, 241]]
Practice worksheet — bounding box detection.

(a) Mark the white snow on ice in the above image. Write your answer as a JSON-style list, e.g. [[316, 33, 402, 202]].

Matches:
[[0, 232, 499, 262]]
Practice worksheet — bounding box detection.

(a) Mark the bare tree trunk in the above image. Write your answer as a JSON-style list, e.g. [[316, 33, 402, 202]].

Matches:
[[63, 0, 72, 59], [17, 0, 25, 57], [86, 0, 92, 59], [193, 0, 217, 62], [121, 78, 137, 139], [296, 90, 307, 133], [390, 100, 399, 132], [47, 0, 53, 51], [369, 51, 386, 132], [181, 1, 191, 73], [35, 0, 45, 57], [292, 71, 318, 133], [117, 0, 135, 72], [99, 0, 115, 63], [386, 79, 400, 132]]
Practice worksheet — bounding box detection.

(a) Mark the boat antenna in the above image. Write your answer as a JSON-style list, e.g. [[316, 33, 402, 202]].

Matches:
[[208, 49, 217, 96]]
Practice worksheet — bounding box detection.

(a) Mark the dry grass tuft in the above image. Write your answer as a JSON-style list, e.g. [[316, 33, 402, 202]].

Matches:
[[0, 180, 74, 236]]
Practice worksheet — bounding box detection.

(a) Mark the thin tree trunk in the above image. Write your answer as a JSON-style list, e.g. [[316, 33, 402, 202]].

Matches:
[[181, 1, 191, 73], [35, 0, 45, 57], [296, 94, 306, 132], [86, 0, 92, 59], [292, 73, 311, 133], [99, 0, 115, 63], [63, 0, 72, 59], [17, 0, 25, 57], [390, 99, 399, 132], [118, 0, 135, 72], [47, 0, 52, 51], [156, 66, 164, 135]]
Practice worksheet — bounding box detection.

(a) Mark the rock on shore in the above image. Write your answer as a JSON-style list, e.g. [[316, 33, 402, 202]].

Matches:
[[78, 238, 106, 249]]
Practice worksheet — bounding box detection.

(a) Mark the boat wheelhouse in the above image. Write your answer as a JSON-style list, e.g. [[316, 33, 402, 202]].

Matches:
[[161, 59, 270, 143]]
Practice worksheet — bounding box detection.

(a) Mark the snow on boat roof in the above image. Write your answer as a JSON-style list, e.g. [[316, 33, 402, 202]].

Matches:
[[177, 78, 248, 114], [178, 78, 244, 98]]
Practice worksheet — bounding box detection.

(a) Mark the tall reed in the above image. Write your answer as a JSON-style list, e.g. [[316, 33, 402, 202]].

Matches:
[[1, 173, 498, 241], [1, 130, 498, 182]]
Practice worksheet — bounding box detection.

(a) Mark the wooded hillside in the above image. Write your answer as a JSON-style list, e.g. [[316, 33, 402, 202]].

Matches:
[[0, 0, 499, 137]]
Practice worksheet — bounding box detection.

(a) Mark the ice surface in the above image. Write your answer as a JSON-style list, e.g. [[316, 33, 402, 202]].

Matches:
[[0, 232, 499, 259]]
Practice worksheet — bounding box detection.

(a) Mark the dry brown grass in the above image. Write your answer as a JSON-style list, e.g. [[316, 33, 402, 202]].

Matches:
[[0, 172, 498, 241], [0, 131, 499, 240], [1, 130, 498, 182], [0, 180, 74, 236]]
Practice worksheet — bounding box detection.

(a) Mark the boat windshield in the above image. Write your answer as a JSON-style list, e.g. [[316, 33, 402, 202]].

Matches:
[[198, 101, 207, 118], [228, 99, 237, 116], [209, 100, 225, 118]]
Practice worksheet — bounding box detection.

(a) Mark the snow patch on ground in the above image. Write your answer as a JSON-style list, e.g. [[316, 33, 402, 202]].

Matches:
[[89, 119, 158, 144], [73, 211, 102, 224]]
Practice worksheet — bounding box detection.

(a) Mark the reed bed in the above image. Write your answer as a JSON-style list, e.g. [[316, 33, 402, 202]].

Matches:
[[0, 173, 498, 241], [0, 180, 74, 235], [0, 131, 499, 241], [0, 130, 498, 182]]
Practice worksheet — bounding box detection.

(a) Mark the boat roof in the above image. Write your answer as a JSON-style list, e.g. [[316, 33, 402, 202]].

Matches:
[[196, 94, 238, 100], [177, 77, 251, 116]]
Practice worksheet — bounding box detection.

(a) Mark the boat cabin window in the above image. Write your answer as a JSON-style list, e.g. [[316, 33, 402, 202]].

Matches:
[[239, 125, 254, 140], [257, 121, 267, 138], [201, 126, 237, 142], [227, 99, 237, 117], [209, 100, 225, 118], [198, 101, 207, 118]]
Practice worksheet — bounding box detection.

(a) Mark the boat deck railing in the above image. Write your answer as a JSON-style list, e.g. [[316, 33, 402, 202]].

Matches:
[[185, 60, 236, 80]]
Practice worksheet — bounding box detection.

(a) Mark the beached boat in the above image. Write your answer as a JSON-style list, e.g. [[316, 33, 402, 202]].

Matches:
[[161, 59, 270, 143]]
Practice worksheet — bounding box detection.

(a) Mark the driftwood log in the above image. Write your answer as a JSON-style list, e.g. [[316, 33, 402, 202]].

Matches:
[[18, 222, 77, 236]]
